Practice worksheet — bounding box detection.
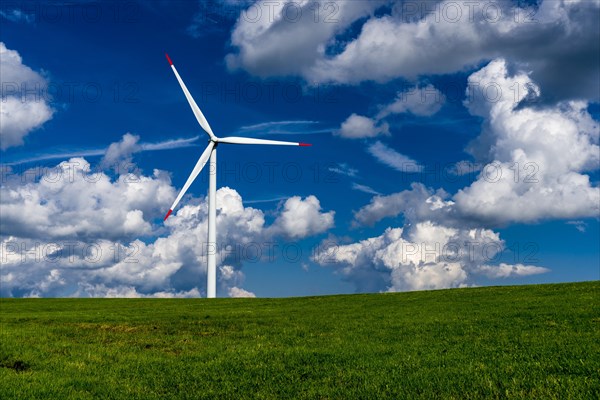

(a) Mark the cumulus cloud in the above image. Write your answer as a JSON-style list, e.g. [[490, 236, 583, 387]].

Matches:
[[454, 59, 600, 225], [0, 42, 53, 149], [226, 0, 386, 77], [219, 265, 246, 287], [307, 0, 511, 83], [0, 158, 174, 241], [221, 2, 598, 294], [227, 1, 599, 102], [0, 98, 53, 150], [314, 221, 546, 292], [95, 188, 332, 297], [269, 195, 335, 239], [0, 149, 334, 297], [336, 114, 389, 139], [330, 57, 599, 292], [354, 59, 599, 227]]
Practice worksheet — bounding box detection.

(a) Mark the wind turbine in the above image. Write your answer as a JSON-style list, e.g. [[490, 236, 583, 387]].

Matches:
[[163, 54, 311, 298]]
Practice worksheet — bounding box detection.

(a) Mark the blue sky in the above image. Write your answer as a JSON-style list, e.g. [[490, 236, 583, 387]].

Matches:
[[1, 0, 598, 298]]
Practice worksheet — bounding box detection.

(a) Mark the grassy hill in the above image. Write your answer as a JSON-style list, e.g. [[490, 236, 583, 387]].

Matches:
[[1, 282, 598, 399]]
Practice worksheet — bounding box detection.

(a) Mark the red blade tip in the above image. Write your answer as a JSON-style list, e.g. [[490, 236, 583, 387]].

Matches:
[[299, 143, 312, 147], [165, 53, 173, 66], [164, 209, 173, 221]]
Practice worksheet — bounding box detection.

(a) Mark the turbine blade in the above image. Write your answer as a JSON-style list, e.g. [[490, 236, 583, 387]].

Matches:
[[166, 53, 216, 140], [164, 142, 215, 220], [218, 137, 312, 147]]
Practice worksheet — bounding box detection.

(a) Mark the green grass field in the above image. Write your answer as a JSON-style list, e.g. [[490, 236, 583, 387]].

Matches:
[[1, 282, 598, 399]]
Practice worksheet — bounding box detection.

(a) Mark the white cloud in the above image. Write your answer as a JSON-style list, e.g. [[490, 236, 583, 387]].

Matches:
[[228, 287, 256, 298], [323, 1, 600, 102], [74, 284, 202, 298], [220, 266, 256, 298], [100, 133, 202, 170], [0, 147, 334, 297], [336, 84, 444, 140], [101, 133, 142, 168], [335, 58, 597, 292], [270, 195, 335, 239], [336, 114, 389, 139], [454, 59, 600, 225], [353, 183, 455, 227], [351, 183, 380, 195], [227, 1, 599, 102], [328, 163, 358, 178], [475, 263, 550, 279], [307, 1, 502, 83], [354, 59, 599, 227], [5, 135, 199, 166], [377, 84, 446, 118], [140, 136, 199, 151], [0, 158, 174, 241], [219, 265, 245, 284], [0, 42, 43, 85], [0, 238, 143, 297], [0, 97, 53, 150], [314, 221, 545, 292], [0, 42, 53, 150], [219, 1, 599, 294], [226, 0, 386, 77], [367, 141, 422, 173]]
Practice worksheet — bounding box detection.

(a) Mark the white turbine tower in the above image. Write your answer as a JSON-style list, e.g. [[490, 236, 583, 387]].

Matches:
[[163, 54, 311, 298]]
